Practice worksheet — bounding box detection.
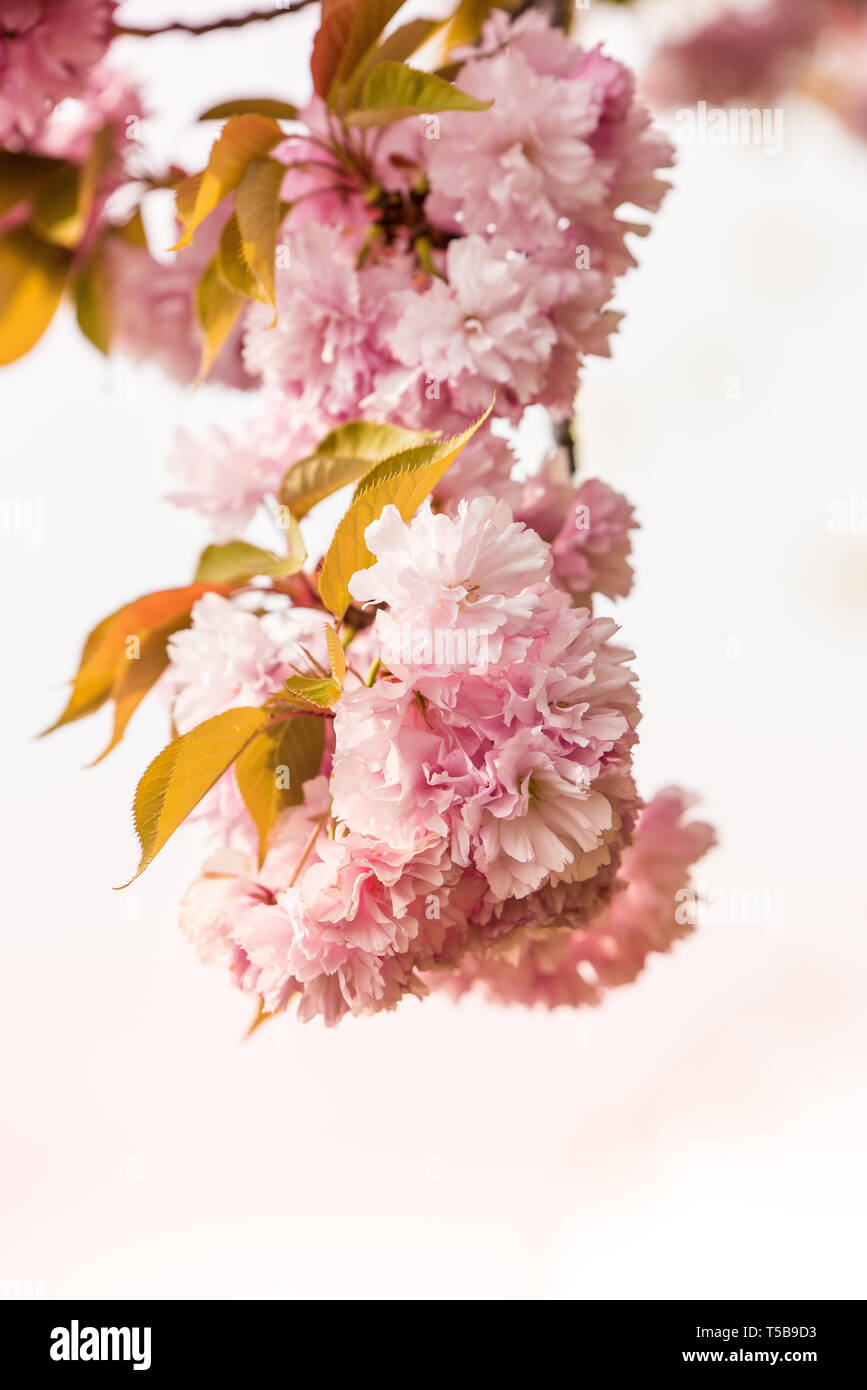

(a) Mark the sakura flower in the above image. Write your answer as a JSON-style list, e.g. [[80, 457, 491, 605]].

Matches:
[[426, 46, 608, 245], [166, 593, 326, 734], [428, 16, 673, 265], [0, 0, 116, 145], [463, 729, 615, 900], [386, 236, 561, 419], [436, 788, 715, 1010], [243, 223, 414, 423], [167, 399, 313, 538], [349, 497, 552, 673], [644, 0, 821, 108]]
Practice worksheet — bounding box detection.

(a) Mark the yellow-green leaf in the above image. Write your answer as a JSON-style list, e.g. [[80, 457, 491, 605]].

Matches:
[[281, 509, 308, 571], [30, 128, 109, 249], [217, 212, 262, 300], [319, 402, 493, 618], [234, 156, 285, 306], [195, 255, 244, 381], [328, 0, 406, 107], [345, 18, 443, 106], [0, 226, 72, 365], [124, 707, 269, 885], [325, 623, 346, 685], [199, 98, 299, 121], [0, 149, 64, 218], [272, 675, 342, 710], [30, 165, 83, 247], [172, 114, 283, 250], [235, 714, 326, 864], [345, 60, 493, 128], [74, 247, 112, 354], [194, 539, 305, 585], [280, 420, 437, 518]]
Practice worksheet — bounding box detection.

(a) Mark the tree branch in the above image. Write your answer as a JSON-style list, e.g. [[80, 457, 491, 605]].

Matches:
[[115, 2, 318, 39], [554, 418, 578, 477]]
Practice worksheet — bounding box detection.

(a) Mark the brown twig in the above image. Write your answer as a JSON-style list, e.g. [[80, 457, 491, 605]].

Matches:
[[116, 2, 318, 39]]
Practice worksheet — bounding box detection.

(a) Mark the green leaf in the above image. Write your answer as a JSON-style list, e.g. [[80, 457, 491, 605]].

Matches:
[[172, 114, 284, 250], [345, 60, 493, 128], [345, 18, 443, 106], [235, 715, 326, 864], [280, 421, 437, 518], [318, 403, 493, 618], [73, 247, 112, 354], [234, 157, 285, 306], [0, 226, 72, 365], [195, 255, 245, 381], [194, 539, 306, 585], [328, 0, 407, 107], [199, 98, 299, 121], [123, 707, 270, 885], [283, 676, 342, 707]]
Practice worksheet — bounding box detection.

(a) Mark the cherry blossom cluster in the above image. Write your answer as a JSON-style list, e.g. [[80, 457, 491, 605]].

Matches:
[[172, 496, 712, 1026], [167, 10, 674, 538], [16, 3, 717, 1027]]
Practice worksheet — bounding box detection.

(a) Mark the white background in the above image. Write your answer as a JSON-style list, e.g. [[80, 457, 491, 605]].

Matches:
[[1, 1, 865, 1298]]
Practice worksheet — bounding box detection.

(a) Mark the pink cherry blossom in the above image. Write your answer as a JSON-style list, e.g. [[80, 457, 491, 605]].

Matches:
[[166, 593, 328, 735], [435, 788, 715, 1010], [349, 498, 552, 673], [645, 0, 821, 108], [0, 0, 116, 145]]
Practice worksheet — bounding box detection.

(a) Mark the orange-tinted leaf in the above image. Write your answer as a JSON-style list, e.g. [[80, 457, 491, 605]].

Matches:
[[90, 614, 192, 765], [311, 0, 360, 99], [42, 583, 228, 736]]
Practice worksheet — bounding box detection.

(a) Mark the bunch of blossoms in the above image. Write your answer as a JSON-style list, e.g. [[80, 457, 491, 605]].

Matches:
[[34, 1, 714, 1029], [643, 0, 823, 109], [173, 492, 711, 1026], [642, 0, 867, 145], [0, 3, 253, 381], [0, 0, 117, 146], [166, 6, 674, 564]]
